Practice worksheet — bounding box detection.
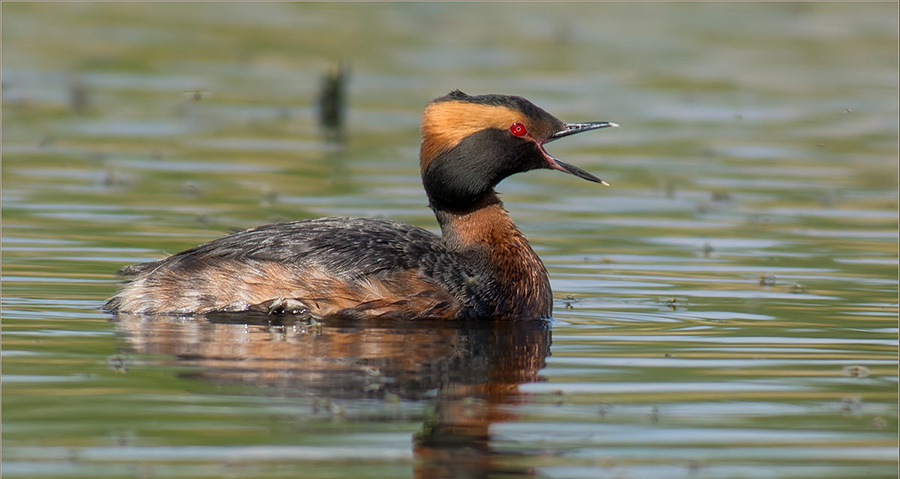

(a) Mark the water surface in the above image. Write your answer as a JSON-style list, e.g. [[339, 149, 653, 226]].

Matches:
[[3, 3, 898, 479]]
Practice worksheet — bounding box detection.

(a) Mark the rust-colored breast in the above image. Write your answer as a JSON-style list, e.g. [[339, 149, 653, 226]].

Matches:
[[438, 200, 552, 318]]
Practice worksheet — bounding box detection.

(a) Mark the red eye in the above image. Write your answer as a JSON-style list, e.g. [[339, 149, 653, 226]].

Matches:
[[509, 122, 528, 137]]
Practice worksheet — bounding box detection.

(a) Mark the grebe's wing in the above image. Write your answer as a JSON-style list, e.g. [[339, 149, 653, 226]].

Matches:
[[106, 217, 488, 318]]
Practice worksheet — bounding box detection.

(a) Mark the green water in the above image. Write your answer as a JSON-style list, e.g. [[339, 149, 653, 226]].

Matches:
[[2, 3, 898, 479]]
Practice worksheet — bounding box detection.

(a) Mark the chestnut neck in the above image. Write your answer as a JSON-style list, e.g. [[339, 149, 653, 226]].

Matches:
[[432, 192, 515, 249]]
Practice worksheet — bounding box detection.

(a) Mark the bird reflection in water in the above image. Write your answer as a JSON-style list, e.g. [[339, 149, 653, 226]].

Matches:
[[115, 313, 551, 478]]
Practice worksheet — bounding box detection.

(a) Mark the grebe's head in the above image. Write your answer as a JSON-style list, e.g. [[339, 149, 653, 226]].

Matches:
[[420, 90, 617, 211]]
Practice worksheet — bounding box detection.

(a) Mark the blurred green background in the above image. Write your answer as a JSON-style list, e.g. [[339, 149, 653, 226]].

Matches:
[[3, 3, 897, 479]]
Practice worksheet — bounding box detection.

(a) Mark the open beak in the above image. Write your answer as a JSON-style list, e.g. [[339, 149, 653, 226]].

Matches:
[[540, 121, 618, 186]]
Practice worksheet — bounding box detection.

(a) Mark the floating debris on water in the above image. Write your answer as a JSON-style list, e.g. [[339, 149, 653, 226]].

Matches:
[[68, 73, 88, 114], [318, 62, 350, 143], [843, 365, 870, 378]]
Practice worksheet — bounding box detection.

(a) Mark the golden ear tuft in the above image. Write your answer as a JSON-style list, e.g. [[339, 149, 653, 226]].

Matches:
[[420, 101, 525, 171]]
